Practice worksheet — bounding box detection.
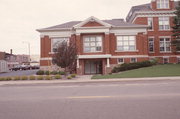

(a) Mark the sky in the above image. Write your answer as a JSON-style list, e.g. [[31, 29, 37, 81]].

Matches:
[[0, 0, 160, 55]]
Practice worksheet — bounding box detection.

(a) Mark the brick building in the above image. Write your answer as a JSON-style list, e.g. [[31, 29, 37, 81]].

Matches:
[[37, 0, 180, 75]]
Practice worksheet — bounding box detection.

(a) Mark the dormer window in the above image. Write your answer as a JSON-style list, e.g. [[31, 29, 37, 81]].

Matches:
[[157, 0, 169, 9]]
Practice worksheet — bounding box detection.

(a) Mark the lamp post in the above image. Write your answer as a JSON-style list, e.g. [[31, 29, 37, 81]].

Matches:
[[22, 41, 31, 62]]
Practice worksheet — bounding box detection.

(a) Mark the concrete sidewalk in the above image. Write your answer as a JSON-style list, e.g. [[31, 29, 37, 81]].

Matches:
[[0, 75, 180, 86]]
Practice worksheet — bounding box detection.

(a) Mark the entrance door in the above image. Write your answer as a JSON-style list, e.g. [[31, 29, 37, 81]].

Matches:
[[84, 60, 102, 74]]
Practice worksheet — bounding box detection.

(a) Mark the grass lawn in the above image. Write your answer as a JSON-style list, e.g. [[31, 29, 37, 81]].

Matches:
[[92, 64, 180, 79]]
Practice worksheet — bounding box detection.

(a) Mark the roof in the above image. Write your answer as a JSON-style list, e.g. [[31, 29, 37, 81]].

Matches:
[[126, 1, 179, 22], [37, 19, 147, 31]]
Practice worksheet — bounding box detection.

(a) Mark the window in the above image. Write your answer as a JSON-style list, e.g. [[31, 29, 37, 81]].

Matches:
[[159, 17, 170, 30], [131, 58, 137, 63], [52, 37, 69, 52], [163, 58, 169, 64], [148, 18, 153, 30], [148, 38, 154, 53], [159, 37, 171, 52], [83, 36, 102, 53], [178, 58, 180, 64], [157, 0, 169, 9], [117, 36, 136, 51], [117, 58, 124, 64]]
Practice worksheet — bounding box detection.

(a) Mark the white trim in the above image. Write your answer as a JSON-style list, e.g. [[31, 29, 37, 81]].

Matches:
[[40, 57, 52, 60], [131, 10, 175, 23], [115, 50, 139, 52], [75, 28, 110, 34], [110, 28, 147, 35], [149, 55, 180, 58], [107, 58, 110, 67], [73, 16, 112, 28], [78, 54, 111, 59], [111, 55, 149, 58], [77, 59, 79, 68]]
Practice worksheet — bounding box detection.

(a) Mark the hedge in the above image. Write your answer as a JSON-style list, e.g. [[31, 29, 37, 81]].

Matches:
[[112, 60, 157, 73]]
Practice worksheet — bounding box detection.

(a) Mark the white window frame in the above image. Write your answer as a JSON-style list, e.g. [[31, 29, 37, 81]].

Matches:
[[51, 37, 69, 52], [130, 58, 137, 63], [117, 58, 124, 64], [148, 17, 154, 31], [148, 37, 155, 53], [83, 35, 103, 53], [177, 58, 180, 64], [159, 37, 171, 53], [158, 17, 170, 30], [157, 0, 169, 9], [116, 36, 136, 52], [163, 58, 169, 64]]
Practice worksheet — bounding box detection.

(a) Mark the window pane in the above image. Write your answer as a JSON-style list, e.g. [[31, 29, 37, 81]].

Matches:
[[123, 41, 129, 45]]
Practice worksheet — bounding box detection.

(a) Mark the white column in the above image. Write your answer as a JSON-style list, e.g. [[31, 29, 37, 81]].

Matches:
[[77, 59, 79, 68], [107, 58, 110, 68]]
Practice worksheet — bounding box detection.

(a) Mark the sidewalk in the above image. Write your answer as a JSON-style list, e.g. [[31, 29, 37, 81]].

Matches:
[[0, 75, 180, 86]]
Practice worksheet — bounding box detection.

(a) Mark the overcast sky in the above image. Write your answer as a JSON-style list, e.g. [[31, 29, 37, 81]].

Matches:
[[0, 0, 164, 55]]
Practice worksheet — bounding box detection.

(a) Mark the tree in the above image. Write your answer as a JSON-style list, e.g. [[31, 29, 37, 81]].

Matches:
[[52, 41, 77, 75], [172, 1, 180, 52]]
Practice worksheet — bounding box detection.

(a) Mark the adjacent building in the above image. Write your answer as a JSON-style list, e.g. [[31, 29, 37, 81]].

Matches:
[[37, 0, 180, 75]]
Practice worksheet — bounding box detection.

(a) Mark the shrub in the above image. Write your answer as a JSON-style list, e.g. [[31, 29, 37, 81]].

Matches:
[[112, 60, 155, 73], [45, 71, 50, 75], [50, 71, 58, 75], [29, 76, 36, 80], [37, 75, 44, 80], [71, 74, 76, 78], [36, 70, 44, 75], [6, 77, 12, 81], [67, 76, 72, 79], [21, 76, 28, 80], [14, 76, 21, 81], [59, 71, 65, 75], [0, 77, 5, 81], [54, 74, 62, 79], [45, 75, 52, 80]]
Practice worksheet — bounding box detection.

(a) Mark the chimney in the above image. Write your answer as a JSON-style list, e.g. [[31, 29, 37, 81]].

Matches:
[[10, 49, 12, 54]]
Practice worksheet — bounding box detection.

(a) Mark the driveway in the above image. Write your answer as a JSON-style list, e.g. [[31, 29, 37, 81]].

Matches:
[[0, 70, 38, 77]]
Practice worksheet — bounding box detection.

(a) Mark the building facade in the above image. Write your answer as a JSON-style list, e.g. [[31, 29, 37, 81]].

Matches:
[[37, 0, 180, 75]]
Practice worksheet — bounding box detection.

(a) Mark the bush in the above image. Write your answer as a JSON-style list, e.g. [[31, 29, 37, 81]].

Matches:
[[37, 75, 44, 80], [45, 71, 50, 75], [54, 74, 62, 79], [67, 76, 72, 79], [6, 77, 12, 81], [50, 71, 58, 75], [71, 74, 76, 78], [36, 70, 44, 75], [59, 71, 65, 75], [21, 76, 28, 80], [14, 76, 21, 81], [45, 75, 52, 80], [112, 60, 155, 73], [29, 76, 36, 80], [0, 77, 5, 81]]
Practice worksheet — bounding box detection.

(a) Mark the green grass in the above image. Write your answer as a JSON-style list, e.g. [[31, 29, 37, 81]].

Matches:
[[92, 64, 180, 79]]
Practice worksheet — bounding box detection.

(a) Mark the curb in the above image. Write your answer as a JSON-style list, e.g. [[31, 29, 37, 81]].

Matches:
[[0, 77, 180, 86]]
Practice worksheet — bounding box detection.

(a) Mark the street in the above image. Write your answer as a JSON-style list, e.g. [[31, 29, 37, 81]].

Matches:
[[0, 80, 180, 119], [0, 69, 38, 77]]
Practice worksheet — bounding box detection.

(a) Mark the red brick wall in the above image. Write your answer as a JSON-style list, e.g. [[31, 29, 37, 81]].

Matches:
[[82, 21, 103, 27], [41, 36, 51, 58]]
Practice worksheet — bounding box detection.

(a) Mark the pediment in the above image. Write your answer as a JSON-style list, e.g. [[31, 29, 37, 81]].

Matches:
[[73, 16, 112, 28]]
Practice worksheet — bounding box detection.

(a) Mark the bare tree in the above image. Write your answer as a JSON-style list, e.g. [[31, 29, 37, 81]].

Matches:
[[52, 41, 77, 75]]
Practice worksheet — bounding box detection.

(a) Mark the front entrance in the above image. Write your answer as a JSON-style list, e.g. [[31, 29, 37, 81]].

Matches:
[[84, 60, 102, 74]]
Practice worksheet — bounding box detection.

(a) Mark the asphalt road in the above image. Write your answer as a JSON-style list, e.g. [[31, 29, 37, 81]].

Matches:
[[0, 69, 38, 77], [0, 80, 180, 119]]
